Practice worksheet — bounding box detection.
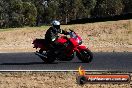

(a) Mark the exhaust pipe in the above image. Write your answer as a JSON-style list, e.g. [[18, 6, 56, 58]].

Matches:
[[35, 51, 47, 58]]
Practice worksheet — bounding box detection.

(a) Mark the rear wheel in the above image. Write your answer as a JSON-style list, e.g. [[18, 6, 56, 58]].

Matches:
[[77, 49, 93, 63], [39, 49, 55, 63], [58, 53, 74, 61]]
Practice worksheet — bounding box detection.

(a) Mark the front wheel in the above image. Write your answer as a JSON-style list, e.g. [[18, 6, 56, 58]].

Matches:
[[77, 49, 93, 63]]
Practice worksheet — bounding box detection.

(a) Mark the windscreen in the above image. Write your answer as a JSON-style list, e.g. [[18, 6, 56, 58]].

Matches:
[[70, 32, 77, 39]]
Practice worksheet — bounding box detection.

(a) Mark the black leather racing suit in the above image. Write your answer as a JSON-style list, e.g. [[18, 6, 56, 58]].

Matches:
[[45, 27, 68, 49]]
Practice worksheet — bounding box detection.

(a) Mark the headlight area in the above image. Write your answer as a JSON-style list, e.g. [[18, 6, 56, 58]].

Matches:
[[77, 38, 82, 45], [79, 40, 82, 45]]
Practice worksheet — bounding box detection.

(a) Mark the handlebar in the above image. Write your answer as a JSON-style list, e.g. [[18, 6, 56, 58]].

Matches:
[[69, 29, 74, 32]]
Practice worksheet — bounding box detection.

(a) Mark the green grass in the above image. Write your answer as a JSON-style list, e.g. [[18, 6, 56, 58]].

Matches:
[[0, 25, 50, 32], [0, 28, 15, 32], [0, 20, 131, 32]]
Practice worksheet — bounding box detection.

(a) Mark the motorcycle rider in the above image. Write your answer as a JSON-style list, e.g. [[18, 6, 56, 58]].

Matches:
[[45, 20, 69, 50]]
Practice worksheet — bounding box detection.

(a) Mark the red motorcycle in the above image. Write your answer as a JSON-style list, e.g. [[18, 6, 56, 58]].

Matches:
[[32, 29, 93, 63]]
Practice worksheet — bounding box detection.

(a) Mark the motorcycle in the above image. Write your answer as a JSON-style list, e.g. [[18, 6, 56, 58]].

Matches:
[[32, 29, 93, 63]]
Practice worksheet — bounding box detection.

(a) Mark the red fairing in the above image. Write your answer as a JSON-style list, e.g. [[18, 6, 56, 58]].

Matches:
[[69, 38, 78, 46], [77, 45, 87, 51], [56, 36, 67, 44]]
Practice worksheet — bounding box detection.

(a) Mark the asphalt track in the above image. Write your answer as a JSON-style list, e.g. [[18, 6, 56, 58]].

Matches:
[[0, 52, 132, 72]]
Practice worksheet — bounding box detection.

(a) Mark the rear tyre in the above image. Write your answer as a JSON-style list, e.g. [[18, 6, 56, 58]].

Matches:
[[77, 49, 93, 63], [46, 51, 56, 63], [58, 53, 74, 61], [39, 49, 55, 63]]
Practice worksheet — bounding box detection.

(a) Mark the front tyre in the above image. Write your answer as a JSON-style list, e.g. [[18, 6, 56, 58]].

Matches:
[[77, 49, 93, 63]]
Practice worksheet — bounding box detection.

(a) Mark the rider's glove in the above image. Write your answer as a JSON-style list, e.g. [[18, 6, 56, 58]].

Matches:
[[52, 38, 55, 42], [67, 32, 70, 35], [51, 37, 56, 42]]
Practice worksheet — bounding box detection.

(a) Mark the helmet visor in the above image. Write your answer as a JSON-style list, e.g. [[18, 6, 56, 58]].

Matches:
[[54, 25, 60, 29]]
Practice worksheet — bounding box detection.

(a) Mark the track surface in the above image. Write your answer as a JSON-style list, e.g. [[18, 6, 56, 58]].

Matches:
[[0, 52, 132, 71]]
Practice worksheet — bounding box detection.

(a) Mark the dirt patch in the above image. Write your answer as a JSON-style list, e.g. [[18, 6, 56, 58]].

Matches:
[[0, 72, 131, 88], [0, 20, 132, 52]]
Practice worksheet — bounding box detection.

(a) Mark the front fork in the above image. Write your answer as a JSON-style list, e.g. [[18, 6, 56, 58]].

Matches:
[[66, 47, 79, 58], [71, 45, 88, 57]]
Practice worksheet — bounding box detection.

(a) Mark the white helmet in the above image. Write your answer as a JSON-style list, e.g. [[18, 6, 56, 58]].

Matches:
[[51, 20, 60, 29]]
